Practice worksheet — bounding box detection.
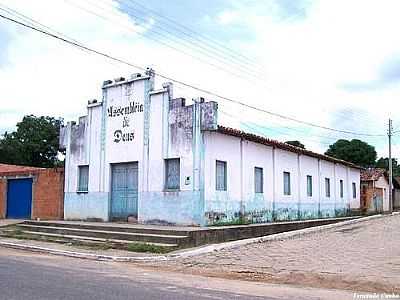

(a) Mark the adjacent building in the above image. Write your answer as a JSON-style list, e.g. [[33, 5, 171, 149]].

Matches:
[[360, 168, 390, 213], [60, 70, 361, 226], [0, 164, 64, 220]]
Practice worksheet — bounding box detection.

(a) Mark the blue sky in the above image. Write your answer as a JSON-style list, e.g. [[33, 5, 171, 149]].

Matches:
[[0, 0, 399, 157]]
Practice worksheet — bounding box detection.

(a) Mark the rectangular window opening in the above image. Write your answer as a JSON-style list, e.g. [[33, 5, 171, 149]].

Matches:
[[352, 182, 357, 199], [307, 175, 312, 197], [340, 180, 344, 198], [216, 160, 227, 191], [254, 167, 263, 193], [78, 165, 89, 192], [325, 178, 331, 197], [165, 158, 180, 190], [284, 171, 291, 195]]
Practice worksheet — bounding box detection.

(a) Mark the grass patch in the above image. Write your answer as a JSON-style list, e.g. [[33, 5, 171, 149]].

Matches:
[[209, 218, 251, 226], [126, 242, 171, 254], [1, 227, 173, 253]]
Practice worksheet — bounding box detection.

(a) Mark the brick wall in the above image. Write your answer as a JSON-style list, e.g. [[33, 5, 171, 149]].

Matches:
[[0, 167, 64, 220], [361, 182, 374, 212], [32, 168, 64, 220], [0, 179, 6, 218]]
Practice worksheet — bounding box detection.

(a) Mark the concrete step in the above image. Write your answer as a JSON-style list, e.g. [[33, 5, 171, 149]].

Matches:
[[20, 231, 178, 248], [22, 221, 192, 236], [17, 224, 189, 246]]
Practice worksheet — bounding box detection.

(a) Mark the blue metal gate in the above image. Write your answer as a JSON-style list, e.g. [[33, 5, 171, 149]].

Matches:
[[7, 178, 33, 219], [110, 163, 138, 220]]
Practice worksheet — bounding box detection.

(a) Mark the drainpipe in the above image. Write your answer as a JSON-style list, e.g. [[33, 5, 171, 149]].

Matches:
[[318, 159, 322, 218], [373, 180, 376, 213], [240, 138, 245, 220], [272, 146, 276, 221], [297, 153, 301, 220], [333, 163, 337, 215], [192, 98, 204, 225]]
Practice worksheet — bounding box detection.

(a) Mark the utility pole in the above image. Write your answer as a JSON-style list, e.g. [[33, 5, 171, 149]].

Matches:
[[388, 118, 393, 213]]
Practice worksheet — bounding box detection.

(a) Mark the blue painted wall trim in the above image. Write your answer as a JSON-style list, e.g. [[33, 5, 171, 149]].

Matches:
[[64, 192, 109, 221]]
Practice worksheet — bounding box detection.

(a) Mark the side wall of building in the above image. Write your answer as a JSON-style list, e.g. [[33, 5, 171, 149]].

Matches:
[[32, 169, 65, 220], [63, 105, 109, 221], [375, 176, 390, 212], [0, 169, 64, 220], [139, 92, 203, 225], [139, 95, 218, 225], [203, 131, 360, 225]]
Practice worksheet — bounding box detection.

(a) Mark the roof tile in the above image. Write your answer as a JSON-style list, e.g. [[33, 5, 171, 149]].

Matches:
[[215, 126, 362, 169]]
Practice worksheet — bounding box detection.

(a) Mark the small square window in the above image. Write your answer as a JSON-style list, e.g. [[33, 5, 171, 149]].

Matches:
[[78, 165, 89, 192], [254, 167, 263, 193], [216, 160, 227, 191], [307, 175, 312, 197], [283, 172, 291, 195], [325, 178, 331, 197], [165, 158, 180, 190]]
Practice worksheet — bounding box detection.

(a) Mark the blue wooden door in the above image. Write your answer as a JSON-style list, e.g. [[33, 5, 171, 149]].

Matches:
[[110, 163, 138, 220], [7, 178, 33, 219]]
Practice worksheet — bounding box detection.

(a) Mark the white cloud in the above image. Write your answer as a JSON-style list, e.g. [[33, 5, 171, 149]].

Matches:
[[217, 10, 239, 25], [0, 0, 399, 158]]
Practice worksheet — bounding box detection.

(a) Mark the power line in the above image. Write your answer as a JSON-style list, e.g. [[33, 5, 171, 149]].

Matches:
[[220, 110, 335, 146], [65, 0, 265, 82], [121, 0, 262, 70], [112, 0, 376, 128], [100, 0, 266, 77], [0, 12, 386, 138]]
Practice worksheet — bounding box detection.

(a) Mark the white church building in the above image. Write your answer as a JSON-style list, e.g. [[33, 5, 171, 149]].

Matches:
[[60, 69, 361, 226]]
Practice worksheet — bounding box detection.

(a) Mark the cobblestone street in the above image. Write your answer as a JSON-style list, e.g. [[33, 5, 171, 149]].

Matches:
[[147, 214, 400, 293]]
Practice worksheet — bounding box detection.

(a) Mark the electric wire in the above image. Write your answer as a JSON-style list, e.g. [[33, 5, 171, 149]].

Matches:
[[0, 11, 387, 139], [65, 0, 265, 82]]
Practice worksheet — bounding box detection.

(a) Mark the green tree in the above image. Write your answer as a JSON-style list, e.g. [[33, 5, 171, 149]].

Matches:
[[0, 115, 64, 167], [285, 140, 305, 149], [325, 139, 377, 167], [375, 157, 400, 177]]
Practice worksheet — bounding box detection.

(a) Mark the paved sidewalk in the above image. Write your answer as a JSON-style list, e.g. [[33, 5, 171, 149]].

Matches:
[[147, 214, 400, 293], [0, 219, 24, 227], [0, 237, 163, 259]]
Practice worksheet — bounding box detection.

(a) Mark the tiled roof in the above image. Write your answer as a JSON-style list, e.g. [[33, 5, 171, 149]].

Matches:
[[0, 163, 44, 174], [215, 126, 362, 169], [360, 168, 386, 181]]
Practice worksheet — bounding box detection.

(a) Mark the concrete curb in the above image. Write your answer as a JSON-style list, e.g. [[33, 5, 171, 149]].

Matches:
[[1, 213, 397, 262], [0, 241, 168, 262]]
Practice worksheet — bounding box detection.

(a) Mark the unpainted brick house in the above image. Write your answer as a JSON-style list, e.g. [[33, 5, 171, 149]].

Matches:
[[0, 164, 64, 220]]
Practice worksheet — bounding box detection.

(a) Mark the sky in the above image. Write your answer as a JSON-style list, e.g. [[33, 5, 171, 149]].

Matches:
[[0, 0, 400, 158]]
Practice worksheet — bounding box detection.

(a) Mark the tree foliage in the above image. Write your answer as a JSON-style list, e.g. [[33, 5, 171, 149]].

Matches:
[[285, 140, 305, 149], [375, 157, 400, 177], [325, 139, 377, 167], [0, 115, 63, 167]]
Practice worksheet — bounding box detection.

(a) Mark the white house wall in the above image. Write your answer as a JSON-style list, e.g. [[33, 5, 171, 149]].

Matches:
[[62, 74, 218, 224], [299, 155, 319, 219], [204, 132, 242, 223], [63, 103, 109, 221], [203, 131, 360, 225], [139, 93, 203, 225], [349, 169, 361, 210], [62, 73, 360, 225], [375, 176, 390, 211]]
